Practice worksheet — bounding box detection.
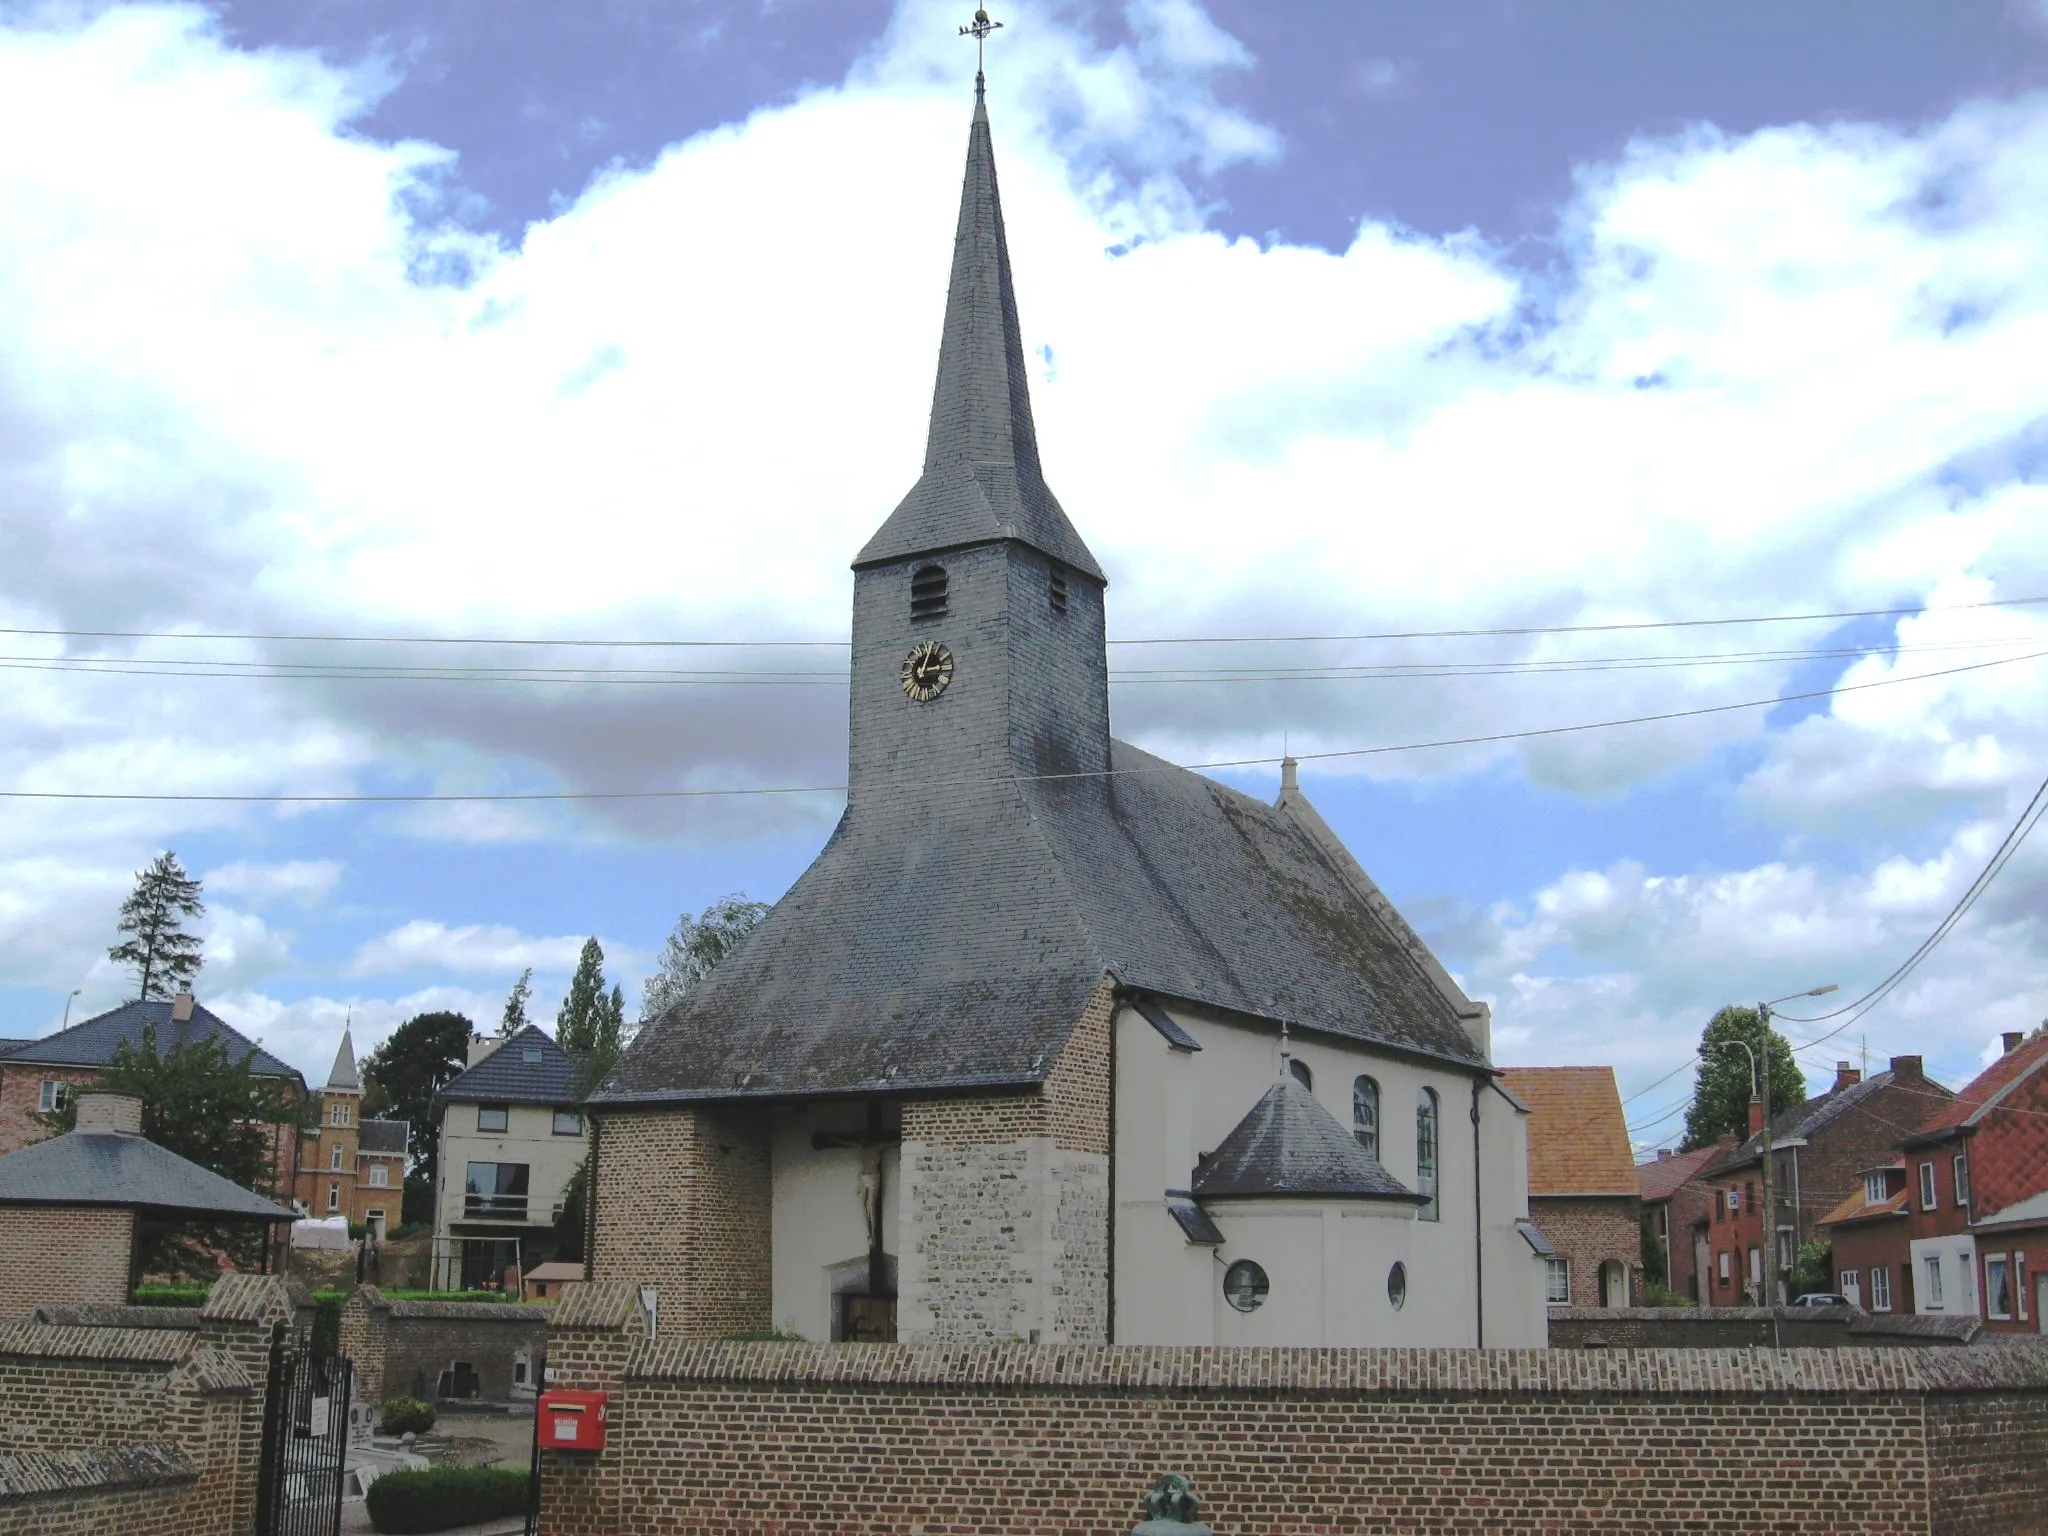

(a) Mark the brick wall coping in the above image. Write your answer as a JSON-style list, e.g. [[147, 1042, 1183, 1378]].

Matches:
[[550, 1280, 643, 1330], [1549, 1305, 1852, 1322], [31, 1305, 201, 1330], [349, 1285, 548, 1323], [0, 1445, 195, 1501], [175, 1345, 255, 1396], [0, 1322, 190, 1365], [1854, 1313, 1983, 1341], [198, 1272, 291, 1324], [616, 1338, 2048, 1396]]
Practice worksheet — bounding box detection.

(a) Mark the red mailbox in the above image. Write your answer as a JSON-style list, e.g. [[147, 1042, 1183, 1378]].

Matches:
[[538, 1389, 608, 1452]]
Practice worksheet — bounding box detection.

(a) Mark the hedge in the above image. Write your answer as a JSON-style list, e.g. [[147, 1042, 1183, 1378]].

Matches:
[[378, 1396, 436, 1436], [366, 1466, 529, 1534], [132, 1285, 209, 1308]]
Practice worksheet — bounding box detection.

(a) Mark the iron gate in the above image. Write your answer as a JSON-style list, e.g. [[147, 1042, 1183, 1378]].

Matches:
[[256, 1329, 353, 1536]]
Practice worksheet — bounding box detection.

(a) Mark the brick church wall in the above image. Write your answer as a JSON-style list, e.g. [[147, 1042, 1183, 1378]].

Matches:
[[0, 1206, 134, 1320], [898, 984, 1111, 1344], [589, 1106, 770, 1338], [534, 1304, 2048, 1536]]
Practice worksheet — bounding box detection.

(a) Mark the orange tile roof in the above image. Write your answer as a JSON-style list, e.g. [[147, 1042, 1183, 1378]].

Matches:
[[1907, 1033, 2048, 1141], [1635, 1143, 1722, 1203], [1499, 1066, 1637, 1197], [1818, 1185, 1908, 1228]]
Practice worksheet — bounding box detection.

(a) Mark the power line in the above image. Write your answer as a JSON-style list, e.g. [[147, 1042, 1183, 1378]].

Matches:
[[3, 648, 2039, 805], [2, 592, 2040, 652]]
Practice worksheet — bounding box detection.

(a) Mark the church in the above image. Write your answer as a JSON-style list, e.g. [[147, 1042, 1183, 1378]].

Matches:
[[585, 75, 1549, 1350]]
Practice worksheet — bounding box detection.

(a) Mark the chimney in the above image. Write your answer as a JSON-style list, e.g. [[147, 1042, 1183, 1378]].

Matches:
[[466, 1037, 504, 1068], [2004, 1032, 2025, 1055], [1747, 1097, 1765, 1137], [75, 1093, 142, 1135], [1716, 1132, 1738, 1151], [1889, 1054, 1923, 1080], [1658, 1148, 1673, 1161], [170, 991, 195, 1022], [1279, 757, 1299, 796], [1835, 1061, 1861, 1091]]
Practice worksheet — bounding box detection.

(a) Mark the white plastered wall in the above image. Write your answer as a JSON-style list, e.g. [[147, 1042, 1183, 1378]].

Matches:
[[767, 1101, 901, 1341], [1112, 1001, 1545, 1347]]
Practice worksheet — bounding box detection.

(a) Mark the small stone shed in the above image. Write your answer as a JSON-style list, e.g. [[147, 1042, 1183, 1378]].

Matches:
[[341, 1285, 548, 1406], [0, 1093, 296, 1319]]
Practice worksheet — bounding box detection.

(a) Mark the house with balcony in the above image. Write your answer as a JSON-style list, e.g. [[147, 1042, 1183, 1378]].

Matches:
[[430, 1025, 589, 1291], [1820, 1026, 2048, 1333]]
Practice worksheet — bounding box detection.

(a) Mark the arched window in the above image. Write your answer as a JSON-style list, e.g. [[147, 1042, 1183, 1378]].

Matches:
[[1352, 1076, 1380, 1159], [1416, 1088, 1440, 1222], [1288, 1057, 1312, 1090], [911, 564, 948, 621]]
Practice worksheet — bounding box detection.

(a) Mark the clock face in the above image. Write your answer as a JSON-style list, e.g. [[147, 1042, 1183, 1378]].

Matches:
[[900, 640, 954, 702]]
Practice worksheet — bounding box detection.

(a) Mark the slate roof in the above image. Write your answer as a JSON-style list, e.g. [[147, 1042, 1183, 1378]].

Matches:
[[6, 999, 299, 1083], [325, 1029, 361, 1092], [0, 1039, 30, 1059], [1191, 1076, 1422, 1202], [1499, 1067, 1636, 1197], [854, 92, 1101, 581], [358, 1119, 408, 1155], [1704, 1069, 1931, 1176], [438, 1027, 578, 1108], [0, 1130, 296, 1222], [1636, 1144, 1725, 1204], [1904, 1033, 2048, 1145]]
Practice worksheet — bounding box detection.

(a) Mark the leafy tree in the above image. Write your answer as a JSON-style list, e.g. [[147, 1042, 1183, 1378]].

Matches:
[[639, 895, 769, 1024], [1680, 1005, 1804, 1151], [558, 940, 625, 1096], [360, 1011, 475, 1192], [1640, 1211, 1667, 1289], [45, 1021, 305, 1277], [553, 1158, 587, 1264], [108, 851, 205, 1001], [500, 968, 533, 1036]]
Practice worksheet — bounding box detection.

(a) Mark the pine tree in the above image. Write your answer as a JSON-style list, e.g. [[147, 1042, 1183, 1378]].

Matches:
[[639, 895, 769, 1023], [556, 940, 607, 1054], [108, 852, 206, 1001], [1680, 1004, 1805, 1150], [500, 968, 533, 1036]]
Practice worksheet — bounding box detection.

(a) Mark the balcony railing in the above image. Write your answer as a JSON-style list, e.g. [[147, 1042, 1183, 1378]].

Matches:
[[463, 1193, 530, 1221]]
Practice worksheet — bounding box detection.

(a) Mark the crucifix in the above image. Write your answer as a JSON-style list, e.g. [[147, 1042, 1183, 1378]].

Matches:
[[958, 6, 1004, 93]]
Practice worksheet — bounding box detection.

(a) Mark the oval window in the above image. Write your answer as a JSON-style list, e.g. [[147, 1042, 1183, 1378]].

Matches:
[[1223, 1260, 1269, 1313], [1387, 1262, 1408, 1311]]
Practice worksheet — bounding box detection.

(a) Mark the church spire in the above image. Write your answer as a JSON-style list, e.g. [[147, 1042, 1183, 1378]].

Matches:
[[854, 75, 1103, 580]]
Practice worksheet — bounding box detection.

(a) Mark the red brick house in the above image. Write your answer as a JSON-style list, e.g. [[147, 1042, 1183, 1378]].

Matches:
[[1499, 1066, 1640, 1308], [1700, 1055, 1949, 1305], [1637, 1137, 1731, 1302], [1820, 1028, 2048, 1333]]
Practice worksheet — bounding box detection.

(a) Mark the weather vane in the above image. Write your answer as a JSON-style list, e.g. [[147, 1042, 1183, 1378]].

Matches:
[[959, 6, 1004, 92]]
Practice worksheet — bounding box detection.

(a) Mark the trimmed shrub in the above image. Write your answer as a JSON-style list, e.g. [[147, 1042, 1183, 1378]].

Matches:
[[377, 1397, 437, 1436], [366, 1465, 528, 1534], [381, 1289, 508, 1304], [132, 1284, 209, 1308]]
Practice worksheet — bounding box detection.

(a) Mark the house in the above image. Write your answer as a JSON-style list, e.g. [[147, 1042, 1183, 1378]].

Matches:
[[522, 1260, 585, 1303], [0, 992, 306, 1192], [430, 1026, 589, 1292], [581, 87, 1548, 1350], [0, 1092, 296, 1317], [291, 1027, 409, 1240], [1700, 1055, 1950, 1304], [1500, 1067, 1641, 1308], [1636, 1137, 1732, 1302], [1820, 1027, 2048, 1331]]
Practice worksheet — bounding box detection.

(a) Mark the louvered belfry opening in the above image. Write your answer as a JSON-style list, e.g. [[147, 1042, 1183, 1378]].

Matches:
[[910, 564, 949, 620], [1049, 567, 1069, 616]]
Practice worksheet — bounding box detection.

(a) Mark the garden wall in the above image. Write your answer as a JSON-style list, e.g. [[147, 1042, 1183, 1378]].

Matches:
[[537, 1280, 2048, 1536], [1547, 1305, 1983, 1348], [341, 1286, 548, 1407]]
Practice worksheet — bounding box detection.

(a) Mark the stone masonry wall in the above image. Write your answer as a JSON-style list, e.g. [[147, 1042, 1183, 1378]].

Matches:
[[1530, 1194, 1641, 1307], [589, 1106, 770, 1338], [536, 1313, 2048, 1536], [0, 1206, 133, 1321], [342, 1287, 548, 1405]]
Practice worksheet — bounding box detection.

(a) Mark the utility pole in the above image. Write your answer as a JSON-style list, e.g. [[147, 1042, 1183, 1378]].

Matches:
[[1756, 983, 1840, 1323]]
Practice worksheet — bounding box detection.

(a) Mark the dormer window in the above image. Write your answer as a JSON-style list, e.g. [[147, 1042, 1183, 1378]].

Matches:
[[911, 565, 948, 621], [1864, 1171, 1887, 1206], [1049, 567, 1069, 616]]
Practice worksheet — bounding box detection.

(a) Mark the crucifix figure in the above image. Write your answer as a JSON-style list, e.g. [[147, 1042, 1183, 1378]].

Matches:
[[958, 5, 1004, 92]]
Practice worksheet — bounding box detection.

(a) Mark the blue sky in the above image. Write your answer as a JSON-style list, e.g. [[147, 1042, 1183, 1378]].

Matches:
[[1, 0, 2045, 1149]]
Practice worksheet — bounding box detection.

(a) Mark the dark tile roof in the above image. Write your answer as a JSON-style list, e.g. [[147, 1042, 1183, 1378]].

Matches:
[[0, 1130, 296, 1222], [599, 742, 1485, 1107], [1704, 1069, 1933, 1176], [1132, 998, 1201, 1051], [1636, 1144, 1725, 1204], [854, 95, 1101, 582], [0, 1039, 31, 1059], [358, 1119, 409, 1155], [437, 1027, 578, 1108], [6, 1000, 299, 1083], [1164, 1196, 1224, 1245], [1192, 1077, 1422, 1202]]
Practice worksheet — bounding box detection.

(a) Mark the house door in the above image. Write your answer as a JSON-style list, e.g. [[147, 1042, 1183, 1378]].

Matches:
[[2037, 1275, 2047, 1335], [1601, 1260, 1628, 1308]]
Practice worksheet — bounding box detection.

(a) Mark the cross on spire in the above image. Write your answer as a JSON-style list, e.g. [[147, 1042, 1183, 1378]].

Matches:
[[958, 6, 1003, 96]]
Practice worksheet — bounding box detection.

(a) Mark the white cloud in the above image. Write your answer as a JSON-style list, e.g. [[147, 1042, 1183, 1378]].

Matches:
[[202, 859, 343, 905], [348, 920, 626, 980]]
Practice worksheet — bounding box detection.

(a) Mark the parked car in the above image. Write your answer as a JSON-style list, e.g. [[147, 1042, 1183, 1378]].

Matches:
[[1791, 1292, 1855, 1308]]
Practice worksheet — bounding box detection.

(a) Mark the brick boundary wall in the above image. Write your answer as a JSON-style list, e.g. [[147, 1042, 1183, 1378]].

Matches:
[[0, 1206, 135, 1319], [536, 1281, 2048, 1536], [1548, 1305, 1984, 1348], [342, 1286, 549, 1407]]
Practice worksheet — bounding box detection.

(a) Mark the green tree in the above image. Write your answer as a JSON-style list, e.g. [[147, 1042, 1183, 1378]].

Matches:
[[558, 941, 626, 1096], [1680, 1005, 1804, 1151], [500, 968, 533, 1036], [553, 1158, 587, 1264], [45, 1021, 305, 1278], [639, 895, 769, 1024], [1640, 1211, 1667, 1289], [108, 851, 206, 1001], [360, 1011, 475, 1194]]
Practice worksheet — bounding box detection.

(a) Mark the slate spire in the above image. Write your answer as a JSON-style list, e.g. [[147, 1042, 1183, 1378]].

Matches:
[[326, 1027, 361, 1092], [855, 90, 1103, 580]]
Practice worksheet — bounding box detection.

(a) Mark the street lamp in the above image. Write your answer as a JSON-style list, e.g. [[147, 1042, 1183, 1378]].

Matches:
[[58, 988, 81, 1032], [1754, 985, 1838, 1314]]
